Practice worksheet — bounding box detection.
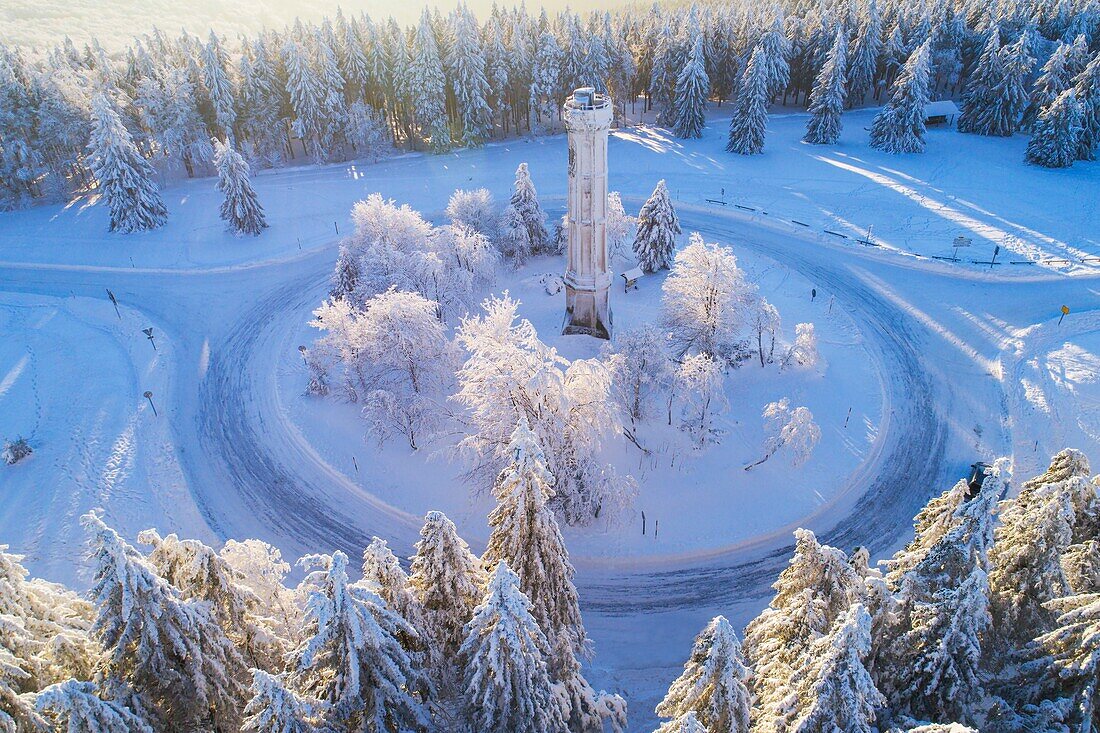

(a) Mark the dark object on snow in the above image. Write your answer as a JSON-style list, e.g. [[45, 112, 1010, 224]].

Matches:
[[3, 436, 32, 465], [967, 462, 992, 497]]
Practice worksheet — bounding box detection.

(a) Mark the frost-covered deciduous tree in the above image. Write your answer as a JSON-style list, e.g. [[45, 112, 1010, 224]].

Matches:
[[214, 138, 268, 236], [1026, 88, 1082, 168], [508, 162, 550, 256], [727, 46, 770, 155], [483, 419, 589, 657], [87, 94, 167, 233], [803, 30, 847, 145], [408, 511, 485, 665], [782, 322, 819, 369], [219, 538, 302, 648], [453, 294, 630, 524], [791, 604, 884, 733], [633, 180, 681, 272], [137, 529, 285, 670], [747, 398, 821, 469], [656, 615, 751, 733], [661, 233, 755, 361], [744, 529, 861, 733], [673, 34, 709, 139], [749, 298, 781, 367], [869, 40, 932, 154], [82, 512, 247, 731], [291, 550, 430, 732], [675, 353, 728, 447], [34, 679, 151, 732], [459, 561, 567, 733], [241, 669, 323, 733], [602, 326, 673, 429], [447, 188, 499, 242], [606, 191, 636, 263]]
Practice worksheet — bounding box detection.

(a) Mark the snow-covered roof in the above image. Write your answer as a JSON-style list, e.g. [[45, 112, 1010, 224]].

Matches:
[[924, 100, 961, 116]]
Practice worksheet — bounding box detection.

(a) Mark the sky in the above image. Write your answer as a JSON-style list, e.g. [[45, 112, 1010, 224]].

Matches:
[[1, 0, 628, 50]]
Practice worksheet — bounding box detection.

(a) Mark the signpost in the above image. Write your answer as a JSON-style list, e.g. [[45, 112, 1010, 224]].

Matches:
[[952, 236, 972, 261], [143, 390, 158, 416], [990, 245, 1000, 269], [1060, 305, 1070, 325], [106, 288, 120, 319], [143, 327, 157, 351]]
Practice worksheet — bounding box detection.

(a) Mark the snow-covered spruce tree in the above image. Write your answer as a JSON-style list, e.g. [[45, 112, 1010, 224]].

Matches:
[[846, 0, 882, 107], [877, 481, 998, 727], [987, 33, 1034, 137], [202, 32, 237, 141], [743, 529, 862, 733], [87, 94, 167, 233], [727, 45, 770, 155], [509, 162, 550, 255], [881, 478, 973, 588], [551, 630, 628, 733], [241, 669, 323, 733], [34, 679, 153, 733], [410, 11, 451, 152], [988, 451, 1097, 649], [661, 233, 756, 362], [632, 179, 681, 272], [655, 615, 751, 733], [291, 550, 430, 732], [283, 39, 327, 161], [137, 528, 284, 671], [869, 40, 932, 154], [957, 29, 1003, 135], [360, 536, 424, 636], [1074, 53, 1100, 161], [408, 511, 485, 667], [758, 17, 792, 103], [1024, 43, 1073, 131], [213, 138, 268, 236], [790, 604, 884, 733], [81, 512, 247, 731], [483, 418, 589, 658], [530, 30, 564, 128], [1026, 88, 1083, 168], [460, 561, 567, 733], [449, 8, 492, 147], [649, 20, 680, 126], [803, 30, 847, 145], [655, 711, 708, 733], [673, 34, 709, 139]]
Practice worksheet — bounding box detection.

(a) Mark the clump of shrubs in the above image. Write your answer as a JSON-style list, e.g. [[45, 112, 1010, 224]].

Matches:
[[3, 436, 32, 465]]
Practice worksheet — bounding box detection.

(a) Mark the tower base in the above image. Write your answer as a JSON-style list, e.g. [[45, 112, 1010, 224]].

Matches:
[[562, 285, 612, 340]]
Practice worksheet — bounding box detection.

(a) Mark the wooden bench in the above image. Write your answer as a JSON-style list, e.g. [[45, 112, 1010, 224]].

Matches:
[[621, 266, 644, 292]]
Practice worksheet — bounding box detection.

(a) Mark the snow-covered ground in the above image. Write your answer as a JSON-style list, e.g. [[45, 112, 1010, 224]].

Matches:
[[1, 108, 1099, 731]]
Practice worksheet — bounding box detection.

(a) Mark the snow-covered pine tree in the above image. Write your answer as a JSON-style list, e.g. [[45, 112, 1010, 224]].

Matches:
[[846, 0, 882, 107], [509, 162, 550, 254], [655, 615, 751, 733], [81, 512, 247, 731], [672, 33, 709, 139], [803, 29, 847, 144], [408, 511, 486, 663], [743, 529, 862, 733], [632, 179, 681, 271], [984, 32, 1034, 137], [957, 29, 1003, 134], [314, 28, 349, 156], [239, 38, 284, 165], [482, 418, 589, 658], [530, 31, 564, 127], [291, 550, 430, 732], [410, 10, 452, 152], [449, 8, 492, 147], [551, 631, 628, 733], [1024, 43, 1073, 130], [726, 45, 770, 155], [202, 32, 237, 141], [87, 94, 167, 233], [34, 679, 152, 733], [881, 478, 972, 588], [649, 20, 680, 126], [790, 604, 884, 733], [655, 711, 708, 733], [241, 669, 322, 733], [878, 480, 997, 727], [1026, 88, 1083, 168], [360, 535, 424, 637], [1073, 53, 1100, 161], [459, 561, 567, 733], [213, 138, 268, 236], [1024, 592, 1100, 732], [869, 40, 932, 154], [757, 17, 792, 102]]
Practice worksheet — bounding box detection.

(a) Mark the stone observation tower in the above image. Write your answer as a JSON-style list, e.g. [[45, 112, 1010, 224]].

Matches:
[[562, 87, 613, 340]]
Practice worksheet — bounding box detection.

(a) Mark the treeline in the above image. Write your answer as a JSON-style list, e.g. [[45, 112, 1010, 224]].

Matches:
[[2, 0, 1100, 211]]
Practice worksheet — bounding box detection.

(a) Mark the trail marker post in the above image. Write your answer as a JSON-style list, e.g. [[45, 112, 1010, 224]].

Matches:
[[143, 328, 157, 351], [811, 288, 817, 302], [990, 245, 1000, 269], [143, 390, 157, 416], [1059, 305, 1070, 325]]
